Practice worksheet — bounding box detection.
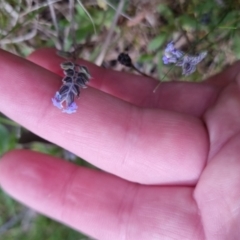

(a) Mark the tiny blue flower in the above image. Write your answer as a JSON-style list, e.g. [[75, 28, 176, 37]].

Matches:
[[177, 52, 207, 76], [62, 102, 78, 114], [181, 58, 197, 76], [165, 41, 175, 52], [163, 41, 184, 65], [52, 92, 63, 109], [162, 41, 207, 76], [52, 61, 91, 114], [162, 55, 179, 64], [172, 49, 184, 59], [162, 55, 170, 64]]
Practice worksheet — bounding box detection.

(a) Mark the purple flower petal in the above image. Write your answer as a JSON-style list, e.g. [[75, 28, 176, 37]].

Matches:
[[163, 42, 184, 65], [163, 55, 178, 64], [162, 41, 207, 76], [62, 102, 78, 114], [165, 41, 175, 52], [162, 55, 169, 64], [182, 57, 197, 76], [172, 50, 184, 58], [52, 92, 63, 109], [188, 51, 207, 65], [52, 61, 91, 114]]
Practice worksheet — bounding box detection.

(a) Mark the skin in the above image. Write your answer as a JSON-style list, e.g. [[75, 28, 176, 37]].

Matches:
[[0, 48, 240, 239]]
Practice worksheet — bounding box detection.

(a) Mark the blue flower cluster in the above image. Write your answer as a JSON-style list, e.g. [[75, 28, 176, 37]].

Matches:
[[52, 62, 91, 114], [162, 41, 207, 76]]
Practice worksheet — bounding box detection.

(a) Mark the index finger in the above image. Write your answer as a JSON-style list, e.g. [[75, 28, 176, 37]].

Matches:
[[28, 48, 218, 117], [0, 49, 208, 184]]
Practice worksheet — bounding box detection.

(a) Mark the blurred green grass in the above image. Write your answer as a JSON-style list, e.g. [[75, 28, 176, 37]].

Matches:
[[0, 0, 240, 239], [0, 189, 86, 240], [0, 120, 94, 239]]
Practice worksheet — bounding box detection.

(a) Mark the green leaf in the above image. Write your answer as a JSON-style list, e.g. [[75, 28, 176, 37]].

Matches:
[[232, 35, 240, 59], [137, 54, 153, 63], [177, 15, 197, 30], [148, 33, 167, 51], [0, 124, 10, 155], [157, 4, 174, 22]]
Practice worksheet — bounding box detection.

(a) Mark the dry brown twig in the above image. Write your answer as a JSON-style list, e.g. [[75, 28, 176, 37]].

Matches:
[[95, 0, 125, 66], [47, 0, 63, 49]]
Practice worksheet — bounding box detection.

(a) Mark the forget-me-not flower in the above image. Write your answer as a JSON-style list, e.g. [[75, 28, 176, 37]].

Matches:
[[163, 41, 207, 76], [52, 62, 91, 114]]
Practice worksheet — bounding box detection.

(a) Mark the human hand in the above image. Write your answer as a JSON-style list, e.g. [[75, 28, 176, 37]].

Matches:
[[0, 48, 240, 240]]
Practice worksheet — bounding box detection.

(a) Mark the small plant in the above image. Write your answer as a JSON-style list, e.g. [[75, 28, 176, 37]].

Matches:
[[52, 61, 91, 114], [162, 41, 207, 76]]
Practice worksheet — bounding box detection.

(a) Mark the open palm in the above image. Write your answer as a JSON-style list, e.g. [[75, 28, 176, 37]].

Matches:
[[0, 48, 240, 240]]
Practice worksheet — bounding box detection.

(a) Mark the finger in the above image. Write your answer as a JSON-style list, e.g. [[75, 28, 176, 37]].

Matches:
[[205, 61, 240, 88], [194, 134, 240, 240], [0, 49, 208, 184], [0, 150, 205, 240], [204, 81, 240, 159], [28, 48, 218, 117]]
